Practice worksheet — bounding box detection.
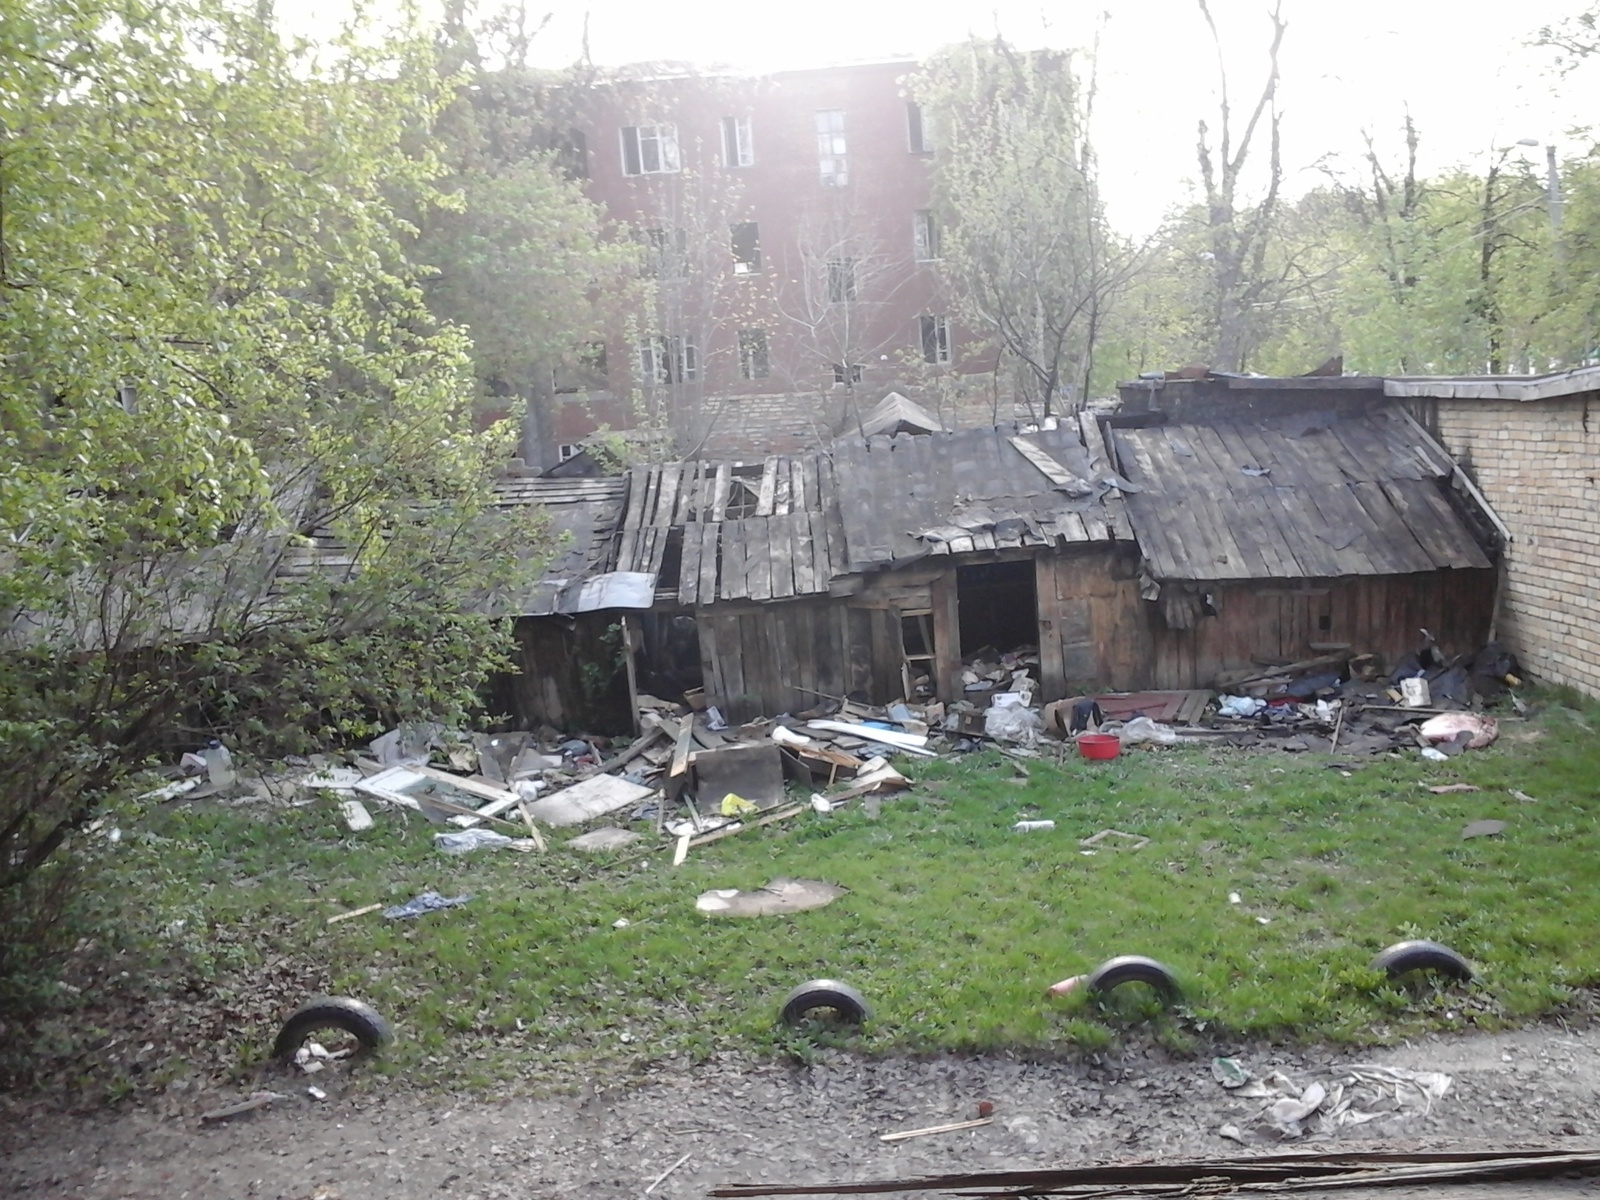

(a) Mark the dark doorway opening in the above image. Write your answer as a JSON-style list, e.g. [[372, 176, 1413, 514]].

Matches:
[[956, 560, 1038, 656]]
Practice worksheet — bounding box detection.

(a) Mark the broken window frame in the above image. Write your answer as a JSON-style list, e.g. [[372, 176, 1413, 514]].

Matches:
[[638, 226, 688, 279], [731, 221, 762, 275], [552, 342, 608, 395], [826, 257, 857, 304], [620, 123, 681, 176], [637, 334, 699, 386], [832, 362, 864, 386], [738, 328, 770, 379], [913, 209, 940, 261], [815, 109, 848, 186], [920, 314, 951, 365], [906, 101, 934, 153], [724, 466, 764, 517], [721, 114, 755, 167]]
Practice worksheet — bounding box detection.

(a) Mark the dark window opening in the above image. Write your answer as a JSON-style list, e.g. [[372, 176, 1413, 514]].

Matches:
[[832, 362, 863, 386], [956, 560, 1038, 661], [731, 222, 761, 274], [827, 257, 856, 303], [724, 465, 764, 518], [906, 101, 933, 153], [738, 328, 769, 379], [920, 314, 951, 364]]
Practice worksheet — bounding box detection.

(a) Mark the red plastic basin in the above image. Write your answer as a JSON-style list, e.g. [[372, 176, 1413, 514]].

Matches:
[[1076, 733, 1122, 760]]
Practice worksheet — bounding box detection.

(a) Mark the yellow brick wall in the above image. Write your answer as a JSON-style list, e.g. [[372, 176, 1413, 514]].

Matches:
[[1431, 395, 1600, 698]]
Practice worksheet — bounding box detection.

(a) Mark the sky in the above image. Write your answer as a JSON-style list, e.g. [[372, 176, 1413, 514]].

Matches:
[[279, 0, 1597, 233]]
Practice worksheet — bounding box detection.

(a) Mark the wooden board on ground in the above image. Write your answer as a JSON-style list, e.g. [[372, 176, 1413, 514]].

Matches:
[[525, 775, 655, 828]]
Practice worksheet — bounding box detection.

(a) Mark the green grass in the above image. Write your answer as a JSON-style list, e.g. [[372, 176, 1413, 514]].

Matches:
[[16, 697, 1600, 1099]]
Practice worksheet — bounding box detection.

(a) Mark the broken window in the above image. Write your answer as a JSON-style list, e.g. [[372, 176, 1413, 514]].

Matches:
[[832, 362, 864, 386], [906, 101, 934, 153], [815, 109, 847, 186], [913, 209, 940, 261], [638, 226, 688, 279], [552, 342, 608, 394], [724, 465, 764, 517], [827, 257, 856, 304], [637, 335, 698, 385], [920, 314, 951, 364], [555, 128, 588, 180], [620, 124, 681, 176], [738, 328, 770, 379], [721, 115, 754, 167], [731, 222, 762, 274]]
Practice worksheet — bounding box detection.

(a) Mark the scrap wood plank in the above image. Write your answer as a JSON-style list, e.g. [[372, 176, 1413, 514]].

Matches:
[[773, 456, 793, 515], [1008, 435, 1093, 492], [572, 724, 668, 781], [679, 515, 703, 605], [326, 902, 383, 925], [653, 463, 682, 525], [755, 455, 780, 516], [669, 714, 695, 777], [768, 515, 796, 600], [721, 519, 750, 601], [711, 461, 732, 522], [688, 801, 807, 848], [791, 513, 817, 595], [698, 520, 721, 602], [525, 774, 655, 828], [515, 797, 547, 851]]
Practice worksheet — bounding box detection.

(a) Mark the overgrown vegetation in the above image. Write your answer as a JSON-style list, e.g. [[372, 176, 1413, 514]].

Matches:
[[5, 697, 1596, 1107]]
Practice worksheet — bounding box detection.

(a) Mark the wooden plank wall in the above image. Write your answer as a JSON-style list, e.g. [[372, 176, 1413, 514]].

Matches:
[[1035, 546, 1155, 696], [697, 599, 902, 723], [1144, 568, 1497, 689], [497, 614, 634, 734]]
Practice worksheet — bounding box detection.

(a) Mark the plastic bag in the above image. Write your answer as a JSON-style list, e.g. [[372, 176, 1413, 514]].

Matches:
[[1118, 716, 1181, 746], [1218, 695, 1266, 717], [433, 829, 515, 855], [985, 702, 1043, 745]]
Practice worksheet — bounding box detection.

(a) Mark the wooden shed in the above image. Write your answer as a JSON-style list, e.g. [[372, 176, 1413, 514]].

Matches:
[[1107, 404, 1500, 687]]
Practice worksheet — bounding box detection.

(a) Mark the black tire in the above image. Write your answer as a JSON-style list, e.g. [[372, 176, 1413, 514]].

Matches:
[[779, 979, 870, 1027], [271, 996, 393, 1060], [1370, 940, 1474, 982], [1083, 955, 1181, 1003]]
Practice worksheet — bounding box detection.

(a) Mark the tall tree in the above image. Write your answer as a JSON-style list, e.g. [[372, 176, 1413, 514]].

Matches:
[[914, 39, 1142, 417], [1193, 0, 1287, 372], [0, 0, 554, 943]]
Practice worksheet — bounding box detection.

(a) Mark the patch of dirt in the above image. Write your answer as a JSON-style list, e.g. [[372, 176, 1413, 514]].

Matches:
[[5, 1026, 1600, 1199]]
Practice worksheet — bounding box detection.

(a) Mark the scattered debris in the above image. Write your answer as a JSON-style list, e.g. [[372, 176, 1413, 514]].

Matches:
[[1370, 939, 1474, 981], [696, 878, 845, 917], [1079, 828, 1149, 850], [271, 996, 393, 1059], [200, 1091, 289, 1124], [1461, 819, 1507, 840], [338, 800, 373, 832], [1511, 789, 1539, 803], [382, 891, 471, 920], [524, 774, 654, 828], [1211, 1057, 1250, 1088], [779, 978, 870, 1027], [1082, 955, 1181, 1003], [1419, 712, 1500, 749], [325, 903, 383, 925], [1427, 783, 1481, 794], [568, 826, 643, 853], [306, 1085, 327, 1101], [880, 1116, 994, 1143], [1012, 819, 1055, 832], [645, 1152, 693, 1195], [432, 829, 537, 854]]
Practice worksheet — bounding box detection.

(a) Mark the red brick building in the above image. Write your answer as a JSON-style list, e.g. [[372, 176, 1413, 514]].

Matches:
[[526, 60, 997, 468]]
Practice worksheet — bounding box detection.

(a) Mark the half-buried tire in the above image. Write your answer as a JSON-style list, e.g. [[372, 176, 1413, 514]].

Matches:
[[779, 979, 871, 1027], [1371, 940, 1474, 982], [272, 996, 394, 1060], [1083, 955, 1182, 1003]]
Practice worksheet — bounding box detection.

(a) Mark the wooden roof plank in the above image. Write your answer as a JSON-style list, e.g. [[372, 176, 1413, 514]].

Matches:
[[755, 455, 780, 517], [711, 462, 732, 523], [745, 518, 774, 601]]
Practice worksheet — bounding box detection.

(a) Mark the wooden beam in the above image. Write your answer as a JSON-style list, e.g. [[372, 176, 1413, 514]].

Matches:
[[1008, 435, 1092, 493]]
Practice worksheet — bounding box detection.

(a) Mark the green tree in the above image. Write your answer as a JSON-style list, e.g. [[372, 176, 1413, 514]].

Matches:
[[913, 39, 1144, 417], [0, 0, 550, 976]]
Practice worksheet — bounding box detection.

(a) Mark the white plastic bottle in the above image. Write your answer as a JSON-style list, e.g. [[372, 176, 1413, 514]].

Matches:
[[204, 738, 235, 787]]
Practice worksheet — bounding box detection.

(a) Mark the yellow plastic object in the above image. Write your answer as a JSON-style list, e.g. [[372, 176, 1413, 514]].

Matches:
[[720, 793, 758, 816]]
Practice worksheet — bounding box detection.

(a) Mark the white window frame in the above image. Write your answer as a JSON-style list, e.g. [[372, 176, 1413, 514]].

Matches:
[[557, 443, 582, 463], [637, 335, 698, 385], [913, 209, 939, 261], [921, 314, 951, 365], [815, 109, 848, 186], [620, 124, 681, 176], [731, 221, 762, 275], [832, 362, 864, 386], [721, 115, 754, 167]]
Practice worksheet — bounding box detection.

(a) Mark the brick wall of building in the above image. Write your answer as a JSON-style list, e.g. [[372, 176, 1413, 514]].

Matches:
[[1427, 394, 1600, 698]]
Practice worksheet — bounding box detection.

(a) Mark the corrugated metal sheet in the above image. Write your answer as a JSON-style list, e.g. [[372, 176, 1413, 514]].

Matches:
[[1112, 408, 1492, 581], [830, 422, 1132, 571]]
